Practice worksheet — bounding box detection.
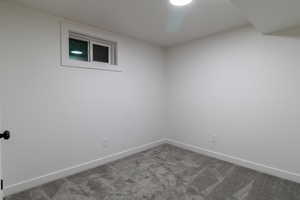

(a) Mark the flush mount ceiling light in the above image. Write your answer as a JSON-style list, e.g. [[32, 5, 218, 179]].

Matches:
[[169, 0, 193, 6]]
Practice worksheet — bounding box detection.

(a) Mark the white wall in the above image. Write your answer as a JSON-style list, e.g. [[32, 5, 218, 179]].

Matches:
[[0, 1, 166, 188], [166, 26, 300, 177]]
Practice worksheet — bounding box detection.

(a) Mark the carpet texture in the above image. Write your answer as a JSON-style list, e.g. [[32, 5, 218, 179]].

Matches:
[[6, 144, 300, 200]]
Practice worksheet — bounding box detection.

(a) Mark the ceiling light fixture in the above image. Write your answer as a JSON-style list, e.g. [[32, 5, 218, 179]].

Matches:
[[169, 0, 193, 6]]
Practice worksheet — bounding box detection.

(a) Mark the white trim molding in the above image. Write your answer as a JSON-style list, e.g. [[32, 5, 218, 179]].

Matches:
[[4, 139, 167, 196], [165, 139, 300, 184]]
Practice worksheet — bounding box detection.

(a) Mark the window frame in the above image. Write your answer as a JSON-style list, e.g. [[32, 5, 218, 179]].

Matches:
[[61, 22, 121, 72], [91, 41, 111, 64]]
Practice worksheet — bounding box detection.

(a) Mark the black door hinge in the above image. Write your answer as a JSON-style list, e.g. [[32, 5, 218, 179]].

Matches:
[[1, 179, 3, 190]]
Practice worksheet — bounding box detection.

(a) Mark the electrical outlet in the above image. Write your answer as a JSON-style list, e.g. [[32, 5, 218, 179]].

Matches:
[[209, 134, 217, 148], [102, 139, 109, 149], [212, 134, 217, 143]]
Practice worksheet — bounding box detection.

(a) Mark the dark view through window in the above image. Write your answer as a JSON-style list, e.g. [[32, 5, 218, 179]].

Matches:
[[69, 38, 89, 61], [93, 44, 109, 63]]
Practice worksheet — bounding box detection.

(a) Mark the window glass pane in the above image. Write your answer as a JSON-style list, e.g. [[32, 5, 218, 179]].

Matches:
[[93, 44, 109, 63], [69, 38, 89, 61]]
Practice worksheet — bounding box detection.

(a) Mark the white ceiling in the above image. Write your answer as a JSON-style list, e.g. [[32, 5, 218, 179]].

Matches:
[[231, 0, 300, 34], [14, 0, 249, 47]]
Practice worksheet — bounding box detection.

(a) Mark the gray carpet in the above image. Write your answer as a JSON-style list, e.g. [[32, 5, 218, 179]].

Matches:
[[6, 144, 300, 200]]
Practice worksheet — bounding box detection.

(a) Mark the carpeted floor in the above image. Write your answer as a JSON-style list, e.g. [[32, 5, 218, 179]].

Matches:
[[6, 144, 300, 200]]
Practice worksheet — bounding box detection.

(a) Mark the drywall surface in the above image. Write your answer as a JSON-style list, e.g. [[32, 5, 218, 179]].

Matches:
[[0, 1, 166, 187], [166, 26, 300, 176]]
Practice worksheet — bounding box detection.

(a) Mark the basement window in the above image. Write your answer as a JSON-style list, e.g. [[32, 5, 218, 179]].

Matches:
[[61, 23, 120, 71], [69, 37, 89, 62]]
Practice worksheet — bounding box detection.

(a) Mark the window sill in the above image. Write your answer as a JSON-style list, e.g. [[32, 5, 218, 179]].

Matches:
[[61, 61, 122, 72]]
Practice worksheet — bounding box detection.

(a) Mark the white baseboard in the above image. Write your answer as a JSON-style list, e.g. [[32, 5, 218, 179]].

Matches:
[[4, 139, 167, 196], [5, 138, 300, 196], [166, 139, 300, 184]]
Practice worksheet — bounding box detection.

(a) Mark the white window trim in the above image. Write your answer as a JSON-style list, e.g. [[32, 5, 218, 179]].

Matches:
[[61, 22, 121, 72]]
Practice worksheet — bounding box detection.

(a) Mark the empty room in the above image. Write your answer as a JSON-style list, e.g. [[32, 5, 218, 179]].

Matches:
[[1, 0, 300, 199]]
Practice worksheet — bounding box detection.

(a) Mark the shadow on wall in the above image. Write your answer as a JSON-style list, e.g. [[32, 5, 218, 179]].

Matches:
[[269, 26, 300, 39]]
